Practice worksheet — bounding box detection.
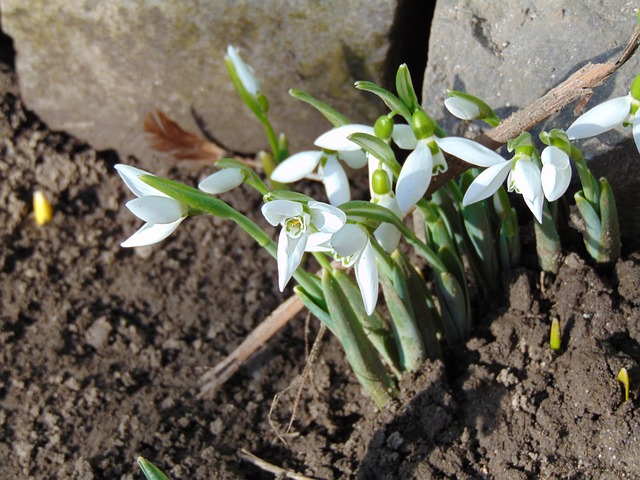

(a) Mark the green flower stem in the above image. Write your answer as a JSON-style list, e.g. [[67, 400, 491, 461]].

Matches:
[[322, 269, 397, 408], [312, 251, 334, 271], [571, 146, 599, 207], [141, 174, 322, 301]]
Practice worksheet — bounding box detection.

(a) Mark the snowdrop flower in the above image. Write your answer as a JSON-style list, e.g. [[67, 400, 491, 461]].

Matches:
[[198, 168, 245, 194], [540, 146, 572, 202], [226, 46, 261, 97], [115, 164, 188, 247], [391, 111, 479, 213], [308, 223, 379, 315], [567, 74, 640, 153], [444, 96, 481, 121], [262, 199, 345, 291], [270, 124, 374, 206], [436, 134, 545, 223]]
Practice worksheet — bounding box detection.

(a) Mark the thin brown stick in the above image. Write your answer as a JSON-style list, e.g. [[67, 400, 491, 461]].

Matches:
[[238, 449, 321, 480], [197, 295, 304, 399], [427, 24, 640, 195]]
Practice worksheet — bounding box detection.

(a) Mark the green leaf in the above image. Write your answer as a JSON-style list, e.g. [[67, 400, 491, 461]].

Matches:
[[294, 285, 335, 335], [322, 270, 397, 408], [263, 190, 315, 204], [597, 177, 621, 263], [533, 202, 562, 274], [395, 64, 420, 113], [289, 89, 350, 127], [137, 457, 170, 480], [347, 133, 401, 176], [379, 266, 426, 372], [461, 201, 500, 291], [436, 271, 469, 345], [333, 270, 401, 377], [575, 190, 602, 261], [355, 81, 413, 123]]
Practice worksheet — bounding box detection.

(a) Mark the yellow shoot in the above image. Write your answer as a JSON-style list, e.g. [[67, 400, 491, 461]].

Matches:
[[617, 367, 630, 402], [550, 318, 561, 351], [33, 190, 53, 225]]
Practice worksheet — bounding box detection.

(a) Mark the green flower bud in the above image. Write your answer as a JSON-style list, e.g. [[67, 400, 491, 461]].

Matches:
[[371, 168, 392, 195], [374, 115, 394, 141], [256, 92, 269, 113], [411, 110, 436, 140]]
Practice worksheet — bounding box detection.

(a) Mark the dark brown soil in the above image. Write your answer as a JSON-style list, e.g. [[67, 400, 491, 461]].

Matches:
[[2, 43, 640, 479]]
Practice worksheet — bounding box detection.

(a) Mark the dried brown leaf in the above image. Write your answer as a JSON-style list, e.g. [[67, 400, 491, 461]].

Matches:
[[144, 109, 225, 161]]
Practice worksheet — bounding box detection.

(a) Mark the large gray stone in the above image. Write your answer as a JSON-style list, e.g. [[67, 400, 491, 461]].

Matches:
[[423, 0, 640, 248], [0, 1, 396, 161]]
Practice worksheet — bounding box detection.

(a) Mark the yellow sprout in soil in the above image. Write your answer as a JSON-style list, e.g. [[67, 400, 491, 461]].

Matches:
[[617, 367, 630, 402], [550, 318, 561, 351], [33, 190, 53, 225]]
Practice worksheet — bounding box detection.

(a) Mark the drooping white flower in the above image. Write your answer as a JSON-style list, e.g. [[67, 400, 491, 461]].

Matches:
[[270, 124, 374, 206], [444, 96, 481, 121], [540, 146, 572, 202], [198, 168, 245, 194], [115, 164, 188, 247], [566, 95, 633, 140], [436, 137, 545, 223], [262, 199, 345, 291], [226, 46, 261, 97], [331, 224, 379, 315]]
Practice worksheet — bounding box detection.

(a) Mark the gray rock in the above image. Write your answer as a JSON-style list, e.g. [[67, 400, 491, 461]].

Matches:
[[423, 0, 640, 247], [1, 0, 396, 161]]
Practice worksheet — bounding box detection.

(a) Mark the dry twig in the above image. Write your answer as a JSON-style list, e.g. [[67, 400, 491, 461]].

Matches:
[[238, 449, 321, 480]]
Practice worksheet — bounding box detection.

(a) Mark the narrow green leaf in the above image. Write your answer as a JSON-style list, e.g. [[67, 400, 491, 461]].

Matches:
[[355, 81, 413, 123], [533, 202, 562, 274], [347, 133, 401, 176], [137, 457, 170, 480], [393, 251, 442, 360], [597, 177, 621, 263], [462, 201, 500, 291], [263, 190, 315, 204], [436, 272, 469, 345], [395, 64, 420, 113], [575, 190, 602, 261], [333, 270, 401, 378], [379, 266, 426, 372], [322, 270, 397, 407], [294, 285, 335, 335], [289, 89, 350, 127]]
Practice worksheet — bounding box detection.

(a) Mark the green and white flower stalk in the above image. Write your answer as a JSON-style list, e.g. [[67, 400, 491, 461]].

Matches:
[[116, 165, 188, 247]]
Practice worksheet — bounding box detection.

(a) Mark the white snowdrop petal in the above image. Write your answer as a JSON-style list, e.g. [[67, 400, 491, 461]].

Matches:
[[126, 196, 186, 224], [523, 193, 544, 224], [355, 240, 379, 315], [198, 168, 245, 194], [462, 161, 513, 205], [541, 162, 571, 202], [226, 45, 260, 96], [396, 142, 432, 214], [512, 160, 542, 202], [321, 156, 350, 206], [121, 218, 185, 248], [566, 95, 631, 140], [277, 229, 307, 291], [374, 195, 402, 253], [340, 149, 368, 169], [270, 151, 322, 183], [261, 200, 303, 226], [444, 96, 481, 120], [305, 232, 333, 252], [314, 124, 375, 152], [331, 224, 366, 258], [308, 201, 346, 233], [391, 124, 418, 150], [115, 164, 163, 198], [435, 137, 505, 167]]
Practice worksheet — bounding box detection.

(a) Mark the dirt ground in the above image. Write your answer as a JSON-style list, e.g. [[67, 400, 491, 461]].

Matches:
[[2, 34, 640, 479]]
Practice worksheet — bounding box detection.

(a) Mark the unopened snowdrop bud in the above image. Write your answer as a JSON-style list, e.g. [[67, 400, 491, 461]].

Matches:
[[444, 96, 481, 121], [226, 45, 261, 97], [371, 168, 392, 196], [199, 168, 245, 194], [374, 115, 393, 142], [33, 190, 53, 226], [411, 110, 435, 140]]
